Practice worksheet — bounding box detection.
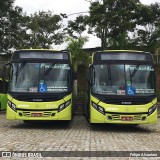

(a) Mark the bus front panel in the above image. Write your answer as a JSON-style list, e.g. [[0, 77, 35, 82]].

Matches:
[[6, 94, 72, 121], [90, 95, 157, 124]]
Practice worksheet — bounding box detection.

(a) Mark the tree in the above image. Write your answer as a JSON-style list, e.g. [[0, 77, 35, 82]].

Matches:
[[66, 36, 89, 71], [135, 3, 160, 53], [86, 0, 141, 50], [0, 0, 24, 53], [108, 32, 131, 49], [65, 15, 88, 38], [26, 11, 66, 48]]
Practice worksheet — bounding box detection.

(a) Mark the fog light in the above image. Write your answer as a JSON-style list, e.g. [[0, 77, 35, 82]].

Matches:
[[142, 116, 146, 121], [51, 113, 55, 116], [19, 112, 22, 116], [108, 116, 112, 120]]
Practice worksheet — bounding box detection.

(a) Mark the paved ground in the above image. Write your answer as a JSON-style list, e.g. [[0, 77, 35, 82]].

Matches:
[[0, 112, 160, 160]]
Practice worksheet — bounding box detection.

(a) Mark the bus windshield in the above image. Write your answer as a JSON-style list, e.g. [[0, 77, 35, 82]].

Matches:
[[9, 63, 71, 93], [91, 64, 155, 96]]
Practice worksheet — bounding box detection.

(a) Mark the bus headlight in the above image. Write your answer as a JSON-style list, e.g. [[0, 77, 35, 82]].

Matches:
[[148, 104, 157, 116], [58, 100, 71, 112], [8, 100, 17, 112], [91, 101, 105, 115]]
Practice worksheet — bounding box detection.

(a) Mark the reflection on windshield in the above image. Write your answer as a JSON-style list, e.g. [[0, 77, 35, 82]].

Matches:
[[126, 65, 154, 95], [10, 63, 71, 93], [91, 64, 155, 96], [15, 61, 26, 85]]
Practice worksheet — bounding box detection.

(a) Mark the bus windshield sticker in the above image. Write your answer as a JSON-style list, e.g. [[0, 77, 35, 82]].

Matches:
[[12, 88, 28, 92], [101, 91, 115, 95], [136, 89, 154, 94], [47, 88, 68, 92], [117, 90, 125, 95], [126, 66, 154, 71], [47, 86, 67, 92], [127, 86, 135, 95], [29, 87, 38, 92], [40, 64, 70, 70], [39, 83, 47, 92]]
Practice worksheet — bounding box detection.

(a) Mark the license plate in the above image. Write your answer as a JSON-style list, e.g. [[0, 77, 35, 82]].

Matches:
[[31, 113, 43, 117], [121, 116, 133, 121]]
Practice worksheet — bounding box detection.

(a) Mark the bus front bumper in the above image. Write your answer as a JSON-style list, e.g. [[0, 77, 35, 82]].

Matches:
[[90, 107, 158, 124], [6, 104, 72, 121]]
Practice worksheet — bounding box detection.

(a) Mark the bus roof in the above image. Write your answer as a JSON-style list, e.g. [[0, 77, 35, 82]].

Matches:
[[18, 49, 59, 52], [102, 50, 147, 53]]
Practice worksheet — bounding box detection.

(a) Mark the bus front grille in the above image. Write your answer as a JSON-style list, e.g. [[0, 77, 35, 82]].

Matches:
[[108, 114, 146, 121], [21, 111, 53, 117]]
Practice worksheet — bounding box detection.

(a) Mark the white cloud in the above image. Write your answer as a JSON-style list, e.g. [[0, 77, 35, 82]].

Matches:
[[15, 0, 90, 15], [141, 0, 160, 4]]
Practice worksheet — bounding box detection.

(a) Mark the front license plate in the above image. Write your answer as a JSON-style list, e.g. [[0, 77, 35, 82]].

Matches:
[[121, 116, 133, 121], [31, 113, 43, 117]]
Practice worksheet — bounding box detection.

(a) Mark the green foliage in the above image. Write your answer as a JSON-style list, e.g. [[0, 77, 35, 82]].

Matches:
[[85, 0, 160, 52], [0, 2, 66, 52], [135, 3, 160, 53], [87, 0, 141, 49], [65, 15, 88, 38], [0, 0, 24, 53], [26, 11, 65, 48], [66, 36, 89, 71]]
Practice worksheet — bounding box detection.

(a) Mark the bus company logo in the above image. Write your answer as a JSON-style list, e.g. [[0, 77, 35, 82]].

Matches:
[[121, 102, 132, 105], [33, 99, 42, 102], [18, 104, 29, 108]]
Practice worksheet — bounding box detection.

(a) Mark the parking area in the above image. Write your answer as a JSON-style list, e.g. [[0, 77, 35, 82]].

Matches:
[[0, 111, 160, 160]]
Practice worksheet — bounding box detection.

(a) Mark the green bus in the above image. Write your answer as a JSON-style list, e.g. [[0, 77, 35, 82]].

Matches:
[[3, 49, 74, 122], [0, 62, 8, 110], [85, 50, 157, 124]]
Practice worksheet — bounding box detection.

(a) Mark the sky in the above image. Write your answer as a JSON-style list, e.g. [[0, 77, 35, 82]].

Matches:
[[14, 0, 160, 50]]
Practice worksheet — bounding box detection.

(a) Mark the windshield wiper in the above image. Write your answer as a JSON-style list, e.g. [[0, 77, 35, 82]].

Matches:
[[44, 63, 56, 75], [129, 65, 140, 84], [107, 63, 112, 86], [15, 61, 26, 85]]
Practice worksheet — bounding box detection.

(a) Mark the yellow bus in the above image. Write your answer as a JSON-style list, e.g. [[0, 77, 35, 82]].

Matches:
[[85, 50, 157, 124], [0, 78, 7, 110], [3, 49, 74, 122], [0, 61, 8, 110]]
